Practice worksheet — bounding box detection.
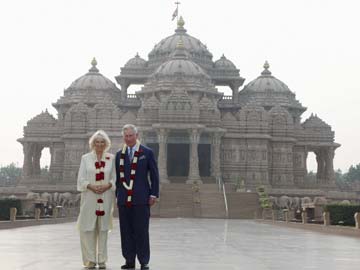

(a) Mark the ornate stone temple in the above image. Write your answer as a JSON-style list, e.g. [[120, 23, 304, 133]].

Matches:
[[18, 17, 340, 191]]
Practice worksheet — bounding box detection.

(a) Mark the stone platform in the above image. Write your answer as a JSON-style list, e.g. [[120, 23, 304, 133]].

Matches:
[[1, 218, 360, 270]]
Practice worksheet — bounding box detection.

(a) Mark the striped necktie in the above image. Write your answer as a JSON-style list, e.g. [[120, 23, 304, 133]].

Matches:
[[129, 147, 133, 161]]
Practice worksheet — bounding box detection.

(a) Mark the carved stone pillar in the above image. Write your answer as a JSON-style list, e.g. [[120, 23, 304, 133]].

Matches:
[[230, 81, 241, 103], [157, 129, 169, 183], [119, 79, 130, 100], [325, 147, 335, 185], [211, 133, 222, 179], [315, 149, 325, 181], [49, 145, 54, 173], [187, 129, 202, 184], [138, 130, 146, 145], [22, 142, 33, 177], [32, 144, 42, 175]]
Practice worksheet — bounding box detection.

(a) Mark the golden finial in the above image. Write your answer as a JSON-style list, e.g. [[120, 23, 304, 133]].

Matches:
[[89, 57, 99, 72], [263, 60, 270, 70], [261, 61, 271, 76], [91, 57, 97, 67], [177, 16, 185, 28]]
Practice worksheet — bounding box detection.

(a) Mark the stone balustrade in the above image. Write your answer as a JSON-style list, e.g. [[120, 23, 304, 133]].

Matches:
[[260, 208, 360, 230]]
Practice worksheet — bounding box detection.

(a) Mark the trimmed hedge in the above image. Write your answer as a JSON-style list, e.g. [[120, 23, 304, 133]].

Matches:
[[324, 204, 360, 226], [0, 198, 22, 220]]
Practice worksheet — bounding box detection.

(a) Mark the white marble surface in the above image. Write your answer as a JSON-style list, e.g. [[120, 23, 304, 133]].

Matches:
[[1, 218, 360, 269]]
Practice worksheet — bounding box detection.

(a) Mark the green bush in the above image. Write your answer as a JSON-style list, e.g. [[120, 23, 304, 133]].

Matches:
[[256, 186, 272, 209], [324, 204, 360, 226], [0, 198, 22, 220]]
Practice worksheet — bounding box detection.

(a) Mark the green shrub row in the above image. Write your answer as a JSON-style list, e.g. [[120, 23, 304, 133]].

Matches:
[[0, 198, 22, 220], [324, 204, 360, 226]]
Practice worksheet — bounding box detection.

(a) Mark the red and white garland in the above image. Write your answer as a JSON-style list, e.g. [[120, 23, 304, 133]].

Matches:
[[119, 142, 141, 208], [94, 156, 110, 216]]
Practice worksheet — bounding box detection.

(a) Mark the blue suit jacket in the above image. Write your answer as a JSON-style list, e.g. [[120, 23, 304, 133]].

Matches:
[[115, 144, 159, 206]]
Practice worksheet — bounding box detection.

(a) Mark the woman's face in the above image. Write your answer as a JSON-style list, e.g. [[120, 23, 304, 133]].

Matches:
[[94, 137, 106, 153]]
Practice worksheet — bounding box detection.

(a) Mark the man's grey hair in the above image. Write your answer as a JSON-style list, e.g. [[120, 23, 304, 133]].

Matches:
[[89, 130, 111, 152], [122, 124, 138, 136]]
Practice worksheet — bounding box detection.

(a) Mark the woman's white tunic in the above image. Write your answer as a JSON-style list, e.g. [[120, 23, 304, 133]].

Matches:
[[76, 152, 116, 231]]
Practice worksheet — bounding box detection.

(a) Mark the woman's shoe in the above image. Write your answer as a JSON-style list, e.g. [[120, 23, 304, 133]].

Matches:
[[98, 262, 106, 269], [85, 262, 96, 269]]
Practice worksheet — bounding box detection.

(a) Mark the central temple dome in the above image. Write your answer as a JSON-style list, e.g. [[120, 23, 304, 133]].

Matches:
[[152, 39, 210, 80], [147, 17, 213, 69]]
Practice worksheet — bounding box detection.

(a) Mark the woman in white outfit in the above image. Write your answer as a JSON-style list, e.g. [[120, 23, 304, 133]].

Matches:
[[77, 130, 116, 269]]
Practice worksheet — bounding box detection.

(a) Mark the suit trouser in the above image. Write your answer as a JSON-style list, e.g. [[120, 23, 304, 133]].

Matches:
[[119, 205, 150, 265], [80, 217, 108, 266]]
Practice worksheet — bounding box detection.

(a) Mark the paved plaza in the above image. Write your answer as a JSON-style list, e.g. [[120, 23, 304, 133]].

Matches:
[[1, 218, 360, 270]]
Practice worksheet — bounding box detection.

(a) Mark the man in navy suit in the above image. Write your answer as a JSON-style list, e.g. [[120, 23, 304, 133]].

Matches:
[[115, 124, 159, 270]]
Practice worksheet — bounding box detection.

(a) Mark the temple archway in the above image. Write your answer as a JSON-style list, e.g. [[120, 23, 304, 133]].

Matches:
[[166, 131, 190, 180]]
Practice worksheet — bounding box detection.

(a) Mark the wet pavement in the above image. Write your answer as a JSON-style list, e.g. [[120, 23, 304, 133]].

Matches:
[[1, 218, 360, 270]]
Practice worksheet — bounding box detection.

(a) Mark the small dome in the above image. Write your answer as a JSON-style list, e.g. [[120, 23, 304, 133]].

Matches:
[[124, 53, 147, 69], [239, 61, 305, 111], [214, 54, 236, 69], [243, 61, 291, 93], [153, 39, 210, 78], [68, 58, 118, 91]]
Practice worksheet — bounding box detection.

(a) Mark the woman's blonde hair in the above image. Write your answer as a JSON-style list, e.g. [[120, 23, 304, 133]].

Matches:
[[89, 130, 111, 152]]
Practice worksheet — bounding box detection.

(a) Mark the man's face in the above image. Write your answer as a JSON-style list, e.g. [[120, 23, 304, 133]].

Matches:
[[123, 128, 138, 147]]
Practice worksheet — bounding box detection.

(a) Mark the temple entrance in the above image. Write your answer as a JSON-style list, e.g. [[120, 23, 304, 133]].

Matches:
[[198, 144, 211, 176], [146, 143, 159, 162], [167, 143, 190, 177]]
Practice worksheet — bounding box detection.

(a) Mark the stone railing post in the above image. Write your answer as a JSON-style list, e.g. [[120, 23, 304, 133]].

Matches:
[[35, 208, 41, 220], [272, 210, 276, 222], [302, 211, 307, 224], [53, 207, 58, 219], [10, 207, 17, 222], [354, 212, 360, 229], [283, 209, 289, 223], [323, 211, 330, 226]]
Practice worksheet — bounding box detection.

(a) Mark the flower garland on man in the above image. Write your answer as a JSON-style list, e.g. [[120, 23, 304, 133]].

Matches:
[[115, 124, 159, 270]]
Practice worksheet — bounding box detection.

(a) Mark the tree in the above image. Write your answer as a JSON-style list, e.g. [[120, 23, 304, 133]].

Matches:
[[345, 164, 360, 182], [335, 169, 345, 183], [0, 163, 22, 186]]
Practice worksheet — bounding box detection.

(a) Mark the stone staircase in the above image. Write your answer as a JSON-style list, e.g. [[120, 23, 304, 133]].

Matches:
[[150, 182, 260, 219], [224, 183, 260, 219], [151, 183, 226, 218]]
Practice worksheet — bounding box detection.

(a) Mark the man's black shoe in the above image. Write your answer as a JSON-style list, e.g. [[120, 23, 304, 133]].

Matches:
[[141, 264, 149, 270], [121, 263, 135, 269]]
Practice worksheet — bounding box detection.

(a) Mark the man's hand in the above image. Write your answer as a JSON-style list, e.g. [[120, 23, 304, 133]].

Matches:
[[148, 197, 157, 206]]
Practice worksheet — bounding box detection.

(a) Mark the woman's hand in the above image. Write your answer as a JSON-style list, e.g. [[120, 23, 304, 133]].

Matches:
[[88, 183, 112, 194], [87, 184, 101, 194]]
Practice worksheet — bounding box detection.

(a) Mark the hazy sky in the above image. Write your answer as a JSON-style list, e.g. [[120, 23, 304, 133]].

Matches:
[[1, 0, 359, 172]]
